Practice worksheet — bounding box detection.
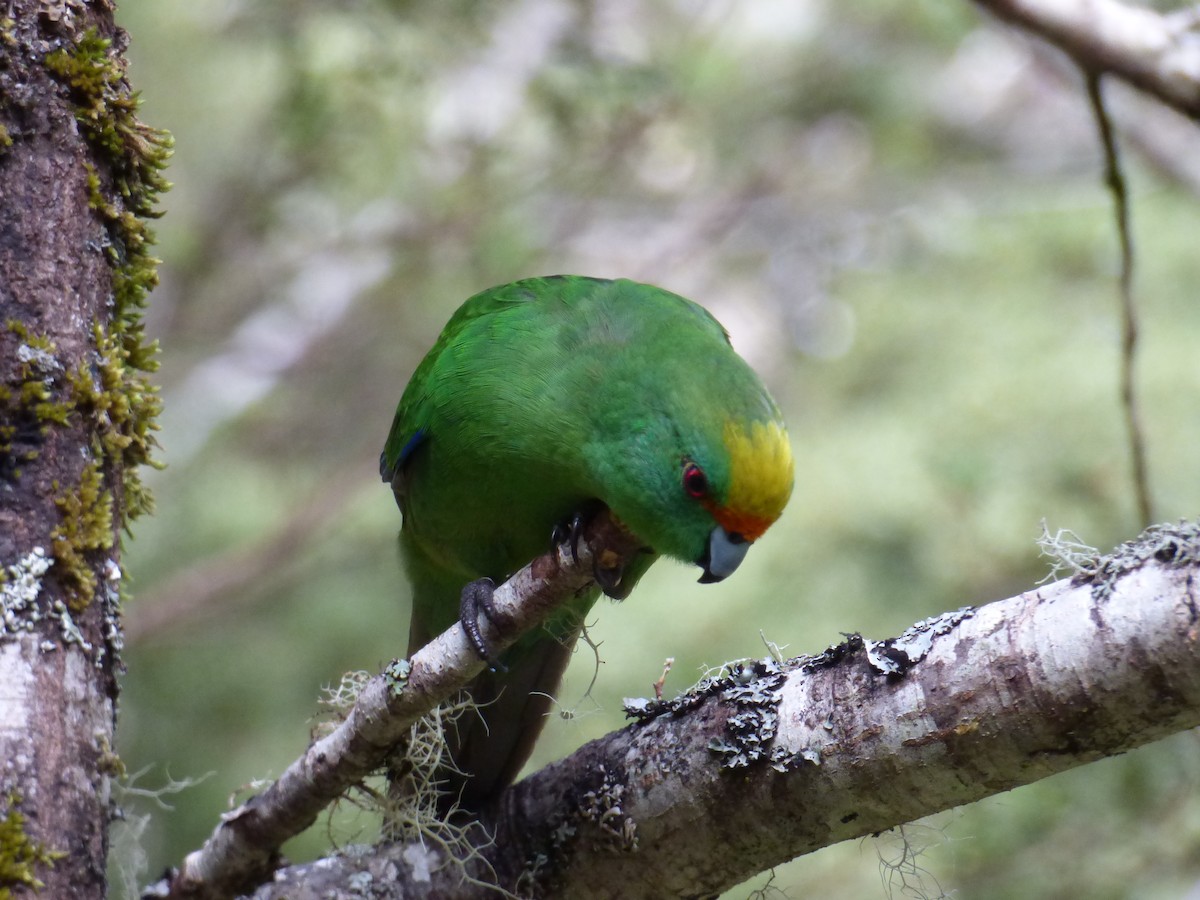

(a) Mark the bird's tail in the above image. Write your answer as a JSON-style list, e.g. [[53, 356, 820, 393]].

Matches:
[[437, 631, 578, 812]]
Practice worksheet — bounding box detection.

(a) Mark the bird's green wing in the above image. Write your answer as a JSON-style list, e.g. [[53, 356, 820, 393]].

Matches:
[[379, 275, 621, 483]]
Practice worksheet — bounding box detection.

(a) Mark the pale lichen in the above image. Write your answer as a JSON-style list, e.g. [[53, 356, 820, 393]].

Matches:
[[0, 547, 53, 637], [1037, 522, 1102, 583], [864, 607, 976, 678], [1072, 520, 1200, 602], [575, 764, 638, 851], [624, 656, 788, 771], [1040, 520, 1200, 602]]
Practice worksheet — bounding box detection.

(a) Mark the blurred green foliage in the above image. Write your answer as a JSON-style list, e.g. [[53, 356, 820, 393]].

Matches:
[[111, 0, 1200, 897]]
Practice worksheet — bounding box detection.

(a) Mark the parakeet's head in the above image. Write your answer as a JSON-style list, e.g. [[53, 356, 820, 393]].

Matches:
[[690, 418, 794, 582], [563, 278, 793, 584], [588, 401, 794, 584]]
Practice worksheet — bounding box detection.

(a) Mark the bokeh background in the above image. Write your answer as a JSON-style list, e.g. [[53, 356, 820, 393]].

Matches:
[[111, 1, 1200, 897]]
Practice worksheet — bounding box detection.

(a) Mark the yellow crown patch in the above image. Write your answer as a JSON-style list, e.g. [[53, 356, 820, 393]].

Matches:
[[717, 419, 794, 541]]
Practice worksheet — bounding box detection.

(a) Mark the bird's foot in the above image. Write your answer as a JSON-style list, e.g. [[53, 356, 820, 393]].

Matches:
[[552, 499, 612, 563], [550, 502, 600, 564], [594, 555, 630, 599], [459, 578, 508, 672], [551, 502, 633, 600]]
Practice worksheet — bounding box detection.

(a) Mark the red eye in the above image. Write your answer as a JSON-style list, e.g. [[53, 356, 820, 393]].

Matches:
[[683, 463, 708, 498]]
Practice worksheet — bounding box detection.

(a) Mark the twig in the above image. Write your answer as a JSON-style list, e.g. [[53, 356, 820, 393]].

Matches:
[[974, 0, 1200, 122], [652, 657, 674, 700], [1086, 71, 1154, 527], [144, 510, 645, 899]]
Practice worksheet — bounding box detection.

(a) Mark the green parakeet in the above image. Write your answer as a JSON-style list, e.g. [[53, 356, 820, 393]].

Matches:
[[381, 275, 793, 810]]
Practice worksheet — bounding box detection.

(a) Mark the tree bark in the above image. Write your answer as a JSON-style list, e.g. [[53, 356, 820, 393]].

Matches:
[[0, 3, 167, 896]]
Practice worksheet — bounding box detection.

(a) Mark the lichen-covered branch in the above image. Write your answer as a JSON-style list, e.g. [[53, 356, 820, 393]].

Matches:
[[247, 522, 1200, 899], [148, 511, 644, 899], [973, 0, 1200, 120]]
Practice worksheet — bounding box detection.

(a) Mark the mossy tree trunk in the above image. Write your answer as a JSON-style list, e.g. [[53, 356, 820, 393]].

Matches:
[[0, 2, 168, 896]]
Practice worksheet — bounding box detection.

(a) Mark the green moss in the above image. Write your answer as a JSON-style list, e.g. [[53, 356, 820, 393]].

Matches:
[[36, 26, 171, 606], [67, 323, 163, 521], [50, 460, 114, 612], [44, 30, 172, 204], [0, 792, 64, 895], [95, 735, 126, 779], [0, 382, 27, 480], [44, 27, 169, 441], [0, 323, 73, 482], [0, 15, 16, 156], [3, 326, 160, 608]]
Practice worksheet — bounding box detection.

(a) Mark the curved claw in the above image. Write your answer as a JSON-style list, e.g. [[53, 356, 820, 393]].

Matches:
[[459, 578, 508, 672], [552, 501, 605, 564], [551, 511, 588, 564], [594, 558, 631, 600]]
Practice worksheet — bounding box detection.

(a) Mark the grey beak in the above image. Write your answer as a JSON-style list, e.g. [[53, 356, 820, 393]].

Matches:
[[697, 527, 750, 583]]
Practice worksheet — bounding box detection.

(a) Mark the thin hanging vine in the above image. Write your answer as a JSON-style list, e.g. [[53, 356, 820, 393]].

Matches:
[[1086, 71, 1153, 528]]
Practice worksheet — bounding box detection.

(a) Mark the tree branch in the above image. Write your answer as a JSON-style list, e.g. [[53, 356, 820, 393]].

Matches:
[[973, 0, 1200, 121], [246, 522, 1200, 899], [146, 510, 646, 899]]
